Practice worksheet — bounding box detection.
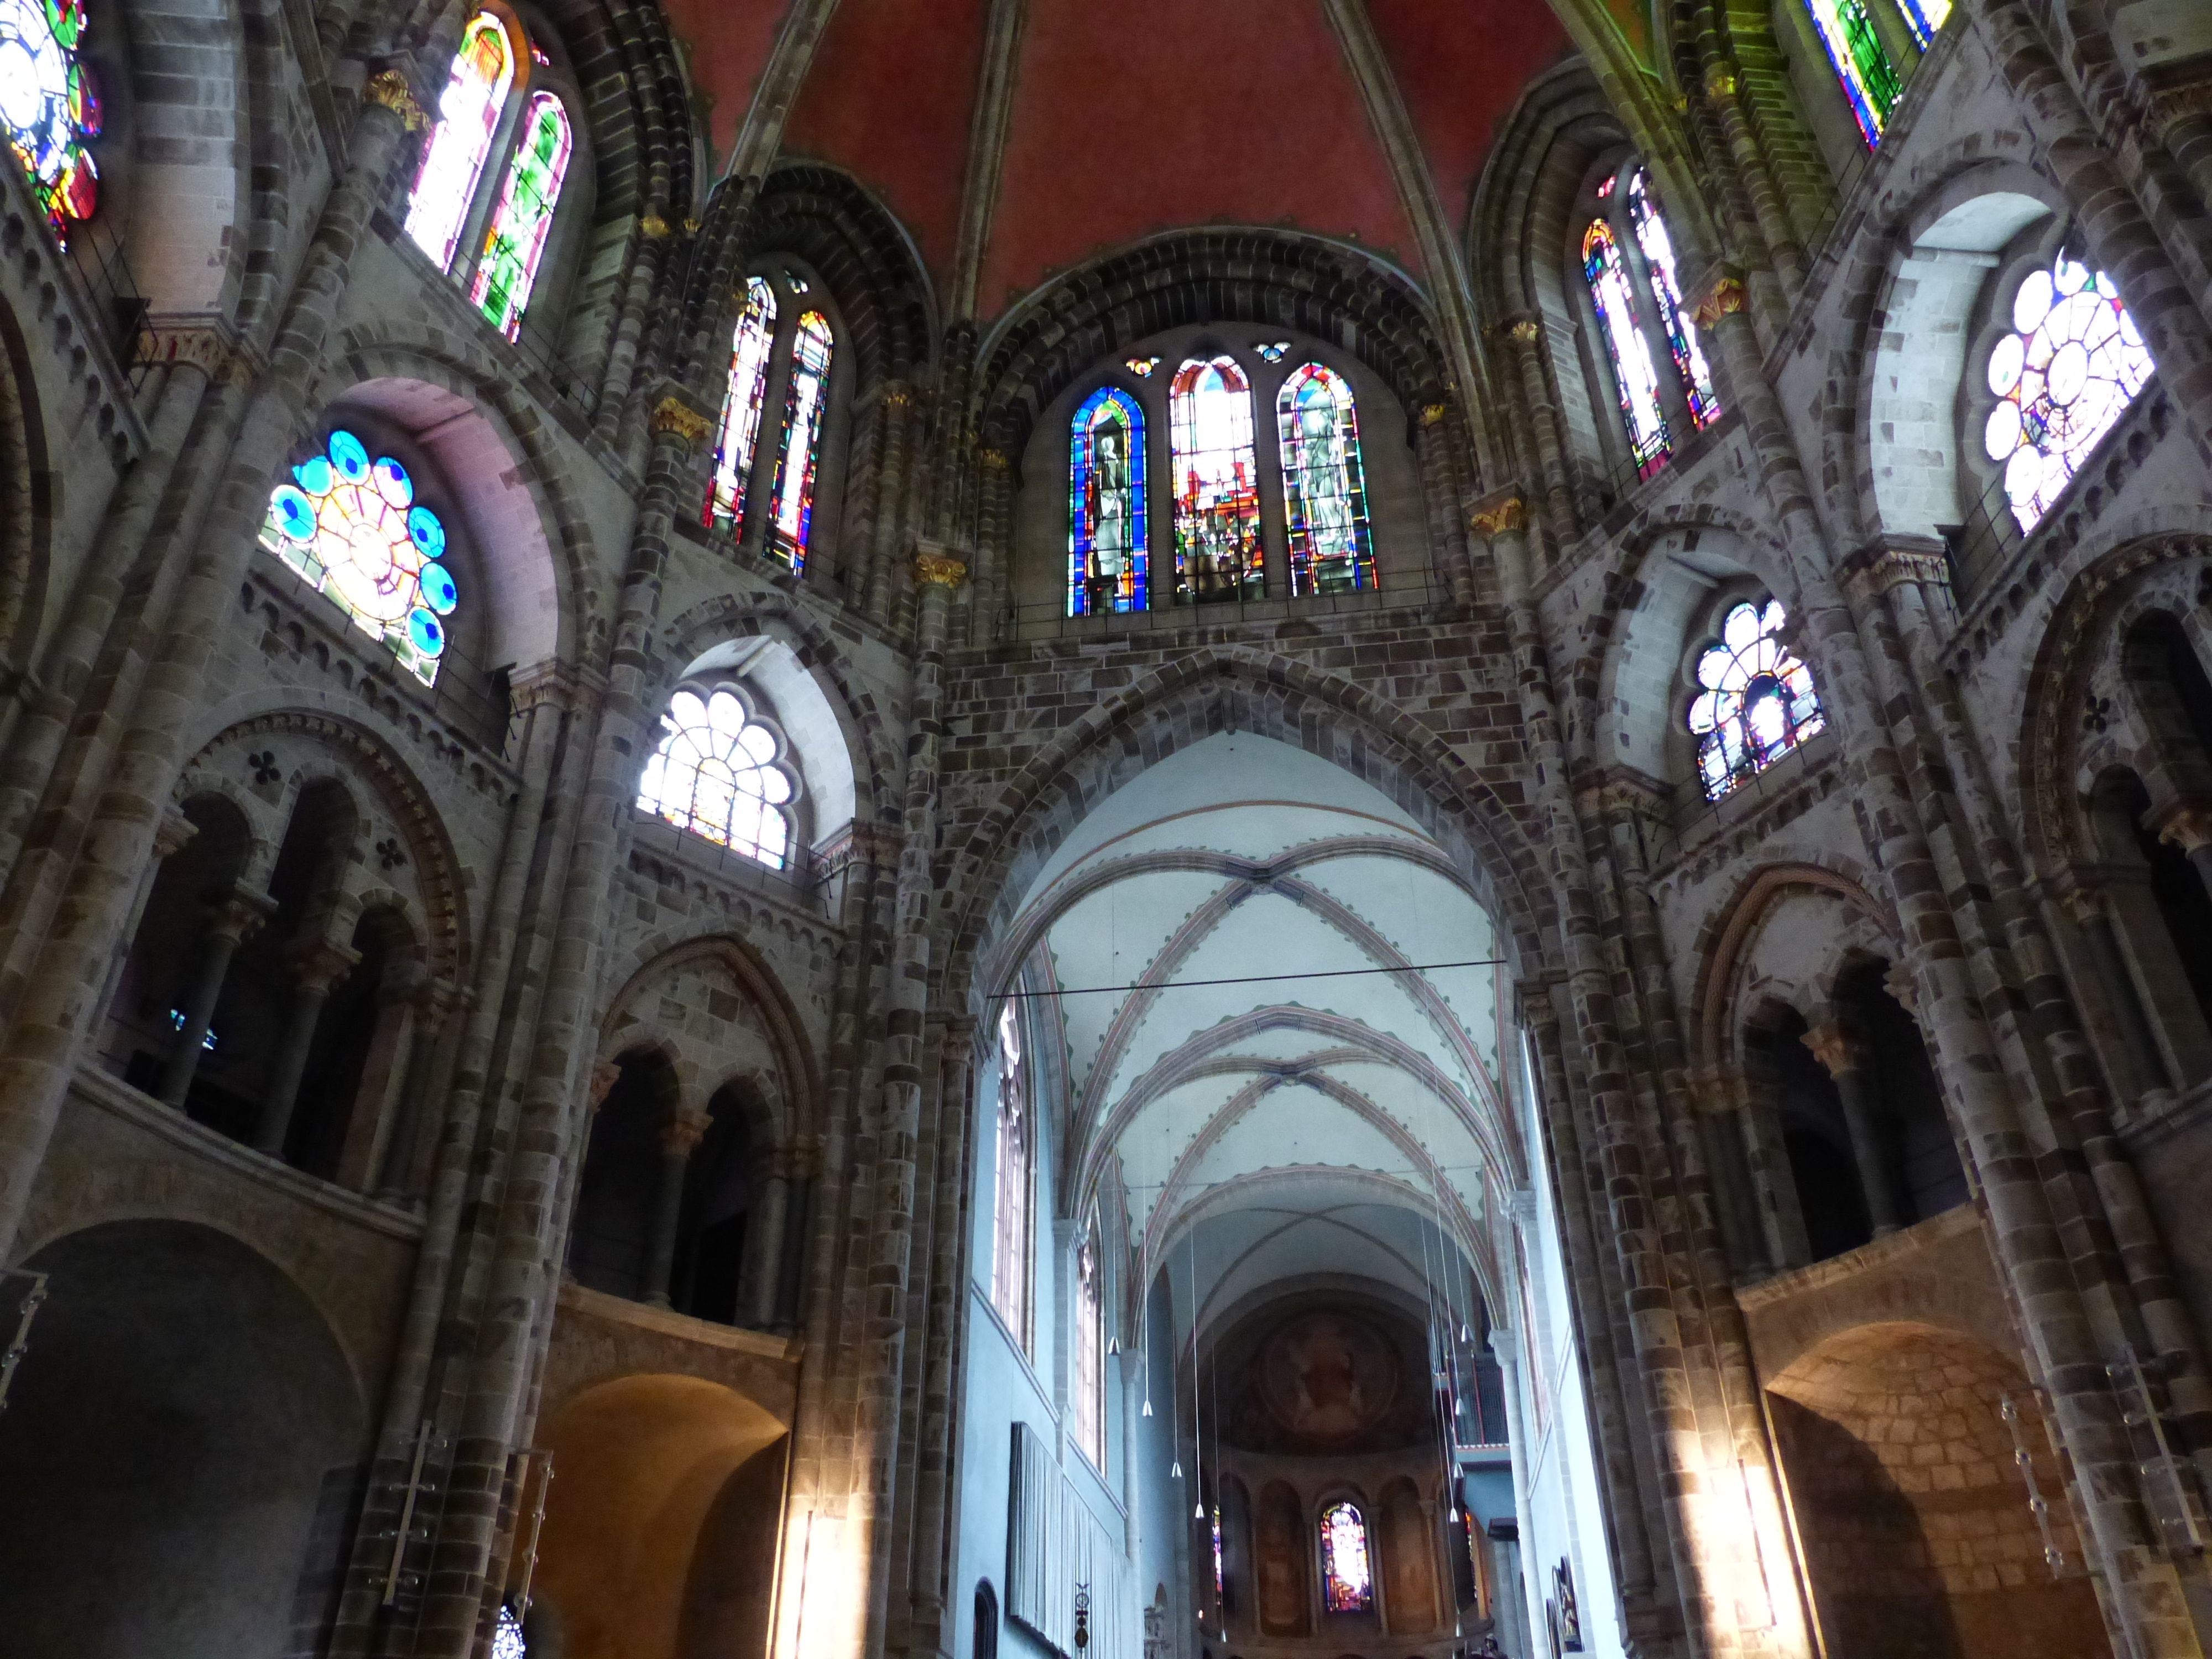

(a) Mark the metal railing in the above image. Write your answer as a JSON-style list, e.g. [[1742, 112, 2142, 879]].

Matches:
[[1936, 463, 2025, 607], [439, 237, 598, 409], [994, 566, 1448, 645], [64, 208, 149, 377]]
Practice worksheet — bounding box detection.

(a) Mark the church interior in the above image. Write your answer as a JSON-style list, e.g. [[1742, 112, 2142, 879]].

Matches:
[[0, 0, 2208, 1655]]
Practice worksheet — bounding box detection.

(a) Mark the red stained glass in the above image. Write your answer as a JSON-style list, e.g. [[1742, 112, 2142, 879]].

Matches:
[[1170, 356, 1262, 604]]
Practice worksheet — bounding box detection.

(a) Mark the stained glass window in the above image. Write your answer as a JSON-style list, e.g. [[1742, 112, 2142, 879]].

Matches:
[[492, 1604, 529, 1659], [1212, 1505, 1225, 1600], [469, 92, 571, 340], [991, 1002, 1034, 1352], [769, 309, 834, 572], [1125, 356, 1160, 378], [1583, 218, 1671, 478], [1627, 171, 1720, 430], [405, 13, 515, 270], [1804, 0, 1901, 146], [1170, 356, 1262, 603], [0, 0, 101, 242], [1686, 599, 1824, 801], [1276, 363, 1375, 597], [1319, 1502, 1373, 1613], [637, 687, 795, 866], [1255, 341, 1290, 364], [1070, 387, 1147, 615], [1983, 253, 2154, 533], [1897, 0, 1949, 48], [1076, 1232, 1105, 1469], [262, 429, 458, 685], [707, 276, 778, 536]]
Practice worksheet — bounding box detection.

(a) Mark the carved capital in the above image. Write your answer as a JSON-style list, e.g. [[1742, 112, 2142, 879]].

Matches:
[[660, 1109, 713, 1158], [154, 810, 201, 862], [510, 658, 592, 716], [1845, 533, 1952, 597], [913, 546, 971, 589], [288, 936, 364, 998], [1800, 1021, 1861, 1079], [1468, 489, 1527, 539], [650, 396, 713, 451], [879, 381, 916, 410], [2148, 82, 2212, 145], [363, 69, 431, 133], [1686, 268, 1749, 330], [206, 886, 279, 948], [2155, 800, 2212, 855], [639, 211, 672, 240], [1417, 401, 1449, 429], [1690, 1065, 1746, 1114], [589, 1058, 624, 1110], [143, 314, 249, 384], [1704, 64, 1739, 100], [1884, 960, 1921, 1017], [814, 820, 904, 875]]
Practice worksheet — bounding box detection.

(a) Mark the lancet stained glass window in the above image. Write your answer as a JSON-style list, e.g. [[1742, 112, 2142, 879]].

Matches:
[[707, 276, 778, 536], [262, 429, 458, 685], [1804, 0, 1901, 146], [1983, 252, 2154, 533], [492, 1605, 529, 1659], [1687, 599, 1824, 801], [990, 1001, 1034, 1352], [1320, 1502, 1373, 1613], [1897, 0, 1950, 49], [1276, 363, 1375, 596], [0, 0, 101, 241], [637, 687, 796, 867], [1583, 218, 1672, 478], [1627, 171, 1720, 429], [1076, 1231, 1105, 1469], [470, 92, 571, 339], [1070, 387, 1147, 615], [769, 309, 834, 572], [1212, 1506, 1225, 1601], [405, 12, 514, 270], [1170, 356, 1262, 603]]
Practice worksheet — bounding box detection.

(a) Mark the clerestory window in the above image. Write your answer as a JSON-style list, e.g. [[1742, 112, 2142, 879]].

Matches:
[[705, 270, 838, 576], [637, 685, 799, 869], [1075, 1225, 1105, 1470], [990, 1001, 1035, 1353], [0, 0, 103, 243], [1686, 597, 1824, 802]]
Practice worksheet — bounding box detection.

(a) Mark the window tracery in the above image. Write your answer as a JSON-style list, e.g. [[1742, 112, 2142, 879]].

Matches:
[[636, 686, 797, 868], [469, 91, 571, 340], [1319, 1501, 1373, 1613], [1070, 386, 1148, 615], [1276, 363, 1375, 596], [0, 0, 101, 241], [262, 429, 458, 685], [990, 1001, 1034, 1352], [1686, 598, 1824, 801], [1075, 1228, 1104, 1469], [1981, 252, 2154, 534], [1171, 355, 1264, 604], [1803, 0, 1902, 145], [705, 273, 837, 576], [405, 12, 515, 270]]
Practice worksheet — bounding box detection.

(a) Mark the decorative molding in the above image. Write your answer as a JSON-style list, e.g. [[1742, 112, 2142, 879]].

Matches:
[[362, 70, 430, 133], [143, 314, 258, 387], [913, 546, 971, 589], [1417, 401, 1449, 428], [1842, 533, 1951, 598], [639, 211, 672, 240], [1468, 490, 1527, 538], [1504, 317, 1541, 345], [1704, 64, 1739, 99], [1686, 268, 1749, 329], [814, 820, 904, 875], [650, 396, 713, 450]]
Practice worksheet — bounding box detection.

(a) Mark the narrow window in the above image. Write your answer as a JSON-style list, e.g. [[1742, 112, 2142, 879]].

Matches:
[[492, 1604, 529, 1659], [1803, 0, 1902, 145], [1319, 1502, 1374, 1613], [469, 92, 571, 339], [1897, 0, 1949, 49], [0, 0, 103, 241], [1983, 252, 2154, 533], [1076, 1230, 1105, 1469], [636, 687, 796, 867], [707, 277, 779, 535], [1070, 387, 1148, 615], [1170, 356, 1262, 603], [1686, 598, 1825, 801], [405, 12, 515, 270], [1212, 1505, 1226, 1601], [769, 310, 835, 573], [1583, 216, 1672, 478], [990, 1003, 1034, 1352], [262, 430, 458, 685], [1276, 363, 1376, 597], [1626, 170, 1721, 429]]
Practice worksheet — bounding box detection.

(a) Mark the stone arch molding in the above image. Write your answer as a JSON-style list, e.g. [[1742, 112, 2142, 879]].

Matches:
[[1688, 858, 1896, 1071], [752, 162, 937, 387]]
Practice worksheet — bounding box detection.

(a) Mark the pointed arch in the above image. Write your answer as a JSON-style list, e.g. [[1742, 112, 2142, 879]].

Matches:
[[405, 11, 517, 270], [470, 91, 573, 339], [707, 276, 779, 537], [1276, 363, 1375, 596], [1168, 355, 1262, 602], [768, 309, 835, 572]]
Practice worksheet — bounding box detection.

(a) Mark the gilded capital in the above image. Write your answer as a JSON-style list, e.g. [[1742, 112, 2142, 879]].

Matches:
[[914, 547, 971, 589], [1686, 269, 1749, 330], [1506, 317, 1541, 345], [1801, 1021, 1860, 1079], [650, 396, 713, 451], [660, 1110, 713, 1159], [2156, 801, 2212, 855], [363, 70, 430, 133], [1704, 64, 1739, 100], [639, 211, 672, 240], [1469, 490, 1527, 539]]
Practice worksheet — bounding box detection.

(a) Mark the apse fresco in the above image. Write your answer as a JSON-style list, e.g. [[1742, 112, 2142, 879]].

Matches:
[[1257, 1311, 1400, 1442]]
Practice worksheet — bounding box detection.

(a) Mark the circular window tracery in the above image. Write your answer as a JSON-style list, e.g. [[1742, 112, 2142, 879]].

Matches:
[[0, 0, 102, 240], [637, 686, 797, 869], [1686, 598, 1824, 802]]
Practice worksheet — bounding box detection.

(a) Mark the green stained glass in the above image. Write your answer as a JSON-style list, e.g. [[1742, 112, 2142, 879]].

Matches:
[[470, 92, 572, 338]]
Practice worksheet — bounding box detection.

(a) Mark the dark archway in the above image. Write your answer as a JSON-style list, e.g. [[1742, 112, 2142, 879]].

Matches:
[[568, 1048, 683, 1302]]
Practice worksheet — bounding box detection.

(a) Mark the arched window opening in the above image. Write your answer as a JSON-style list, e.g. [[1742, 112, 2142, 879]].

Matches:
[[707, 276, 779, 537], [637, 686, 797, 869], [974, 1581, 999, 1659], [568, 1049, 682, 1300], [1754, 1006, 1874, 1264], [1075, 1228, 1105, 1469], [670, 1082, 753, 1326], [405, 12, 515, 270], [282, 907, 409, 1188], [769, 310, 834, 572], [1983, 252, 2154, 534], [1070, 386, 1149, 616], [1687, 598, 1824, 801], [1626, 170, 1720, 430], [262, 429, 459, 686], [469, 92, 571, 339], [1804, 0, 1902, 145], [1170, 356, 1262, 604], [1897, 0, 1950, 48], [1834, 960, 1966, 1226], [1276, 363, 1376, 597], [1319, 1502, 1373, 1613], [1582, 217, 1671, 479], [2107, 772, 2212, 1034], [990, 1001, 1034, 1353], [106, 794, 251, 1104], [492, 1604, 529, 1659], [0, 0, 102, 241]]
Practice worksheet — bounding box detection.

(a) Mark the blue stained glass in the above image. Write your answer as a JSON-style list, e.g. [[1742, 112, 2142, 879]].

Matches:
[[296, 454, 334, 496], [1804, 0, 1902, 147], [373, 455, 413, 506], [1068, 386, 1147, 616], [270, 485, 316, 541], [1897, 0, 1949, 47], [408, 505, 446, 559], [1275, 363, 1375, 596], [328, 429, 371, 482], [408, 609, 446, 656], [420, 561, 459, 614]]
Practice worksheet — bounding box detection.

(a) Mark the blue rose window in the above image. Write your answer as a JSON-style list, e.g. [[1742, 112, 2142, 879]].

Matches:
[[262, 429, 458, 685]]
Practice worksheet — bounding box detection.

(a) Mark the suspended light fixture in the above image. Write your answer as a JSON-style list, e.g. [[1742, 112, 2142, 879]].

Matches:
[[1142, 1398, 1153, 1417], [1194, 1503, 1205, 1519], [1172, 1459, 1182, 1478], [1109, 1337, 1119, 1355]]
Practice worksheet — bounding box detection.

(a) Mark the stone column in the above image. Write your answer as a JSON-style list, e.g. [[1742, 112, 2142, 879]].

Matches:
[[373, 977, 463, 1202], [1414, 403, 1475, 605], [99, 808, 199, 1027], [643, 1109, 711, 1308], [252, 936, 363, 1159], [2063, 886, 2175, 1098], [1803, 1022, 1903, 1236], [1490, 316, 1581, 538], [1691, 1066, 1769, 1278], [863, 384, 917, 624], [740, 1143, 794, 1327], [159, 887, 275, 1108], [333, 964, 424, 1191], [776, 1131, 821, 1329]]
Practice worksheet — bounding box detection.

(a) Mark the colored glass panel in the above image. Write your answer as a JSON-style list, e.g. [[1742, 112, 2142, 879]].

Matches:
[[637, 687, 795, 866], [1627, 170, 1720, 429], [1069, 387, 1147, 615], [1686, 599, 1825, 801], [1583, 218, 1672, 478], [1320, 1503, 1373, 1613], [991, 1002, 1033, 1352], [1983, 253, 2154, 533], [769, 309, 834, 573], [1254, 341, 1290, 363], [1276, 363, 1375, 596], [261, 429, 456, 685], [706, 276, 778, 536], [0, 0, 100, 242], [405, 13, 515, 269], [469, 92, 571, 339], [1076, 1233, 1104, 1469], [1170, 356, 1262, 603], [1804, 0, 1901, 145], [492, 1606, 528, 1659], [1897, 0, 1949, 49], [1125, 356, 1160, 378], [1212, 1507, 1225, 1600]]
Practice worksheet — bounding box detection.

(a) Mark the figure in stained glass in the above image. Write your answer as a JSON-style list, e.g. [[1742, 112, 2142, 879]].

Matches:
[[1627, 170, 1720, 429], [1170, 356, 1262, 604], [1319, 1502, 1373, 1613], [636, 687, 795, 867], [262, 429, 458, 685], [769, 309, 834, 572], [1583, 218, 1671, 478], [706, 276, 778, 536], [1803, 0, 1901, 145], [1070, 387, 1147, 615], [470, 92, 571, 339], [1276, 364, 1375, 596], [0, 0, 101, 241], [1686, 599, 1824, 801], [1982, 252, 2154, 533], [405, 12, 515, 270]]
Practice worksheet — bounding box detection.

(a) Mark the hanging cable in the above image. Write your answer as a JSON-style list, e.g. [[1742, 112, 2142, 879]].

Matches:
[[1003, 958, 1506, 999]]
